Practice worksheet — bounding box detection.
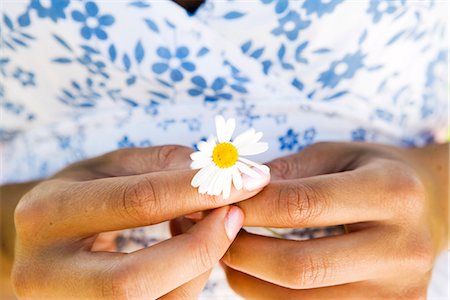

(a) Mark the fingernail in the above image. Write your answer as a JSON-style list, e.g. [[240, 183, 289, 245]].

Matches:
[[242, 169, 270, 191], [185, 211, 203, 220], [225, 206, 243, 240]]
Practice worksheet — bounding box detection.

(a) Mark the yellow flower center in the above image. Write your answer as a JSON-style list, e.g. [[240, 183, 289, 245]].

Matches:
[[212, 142, 238, 168]]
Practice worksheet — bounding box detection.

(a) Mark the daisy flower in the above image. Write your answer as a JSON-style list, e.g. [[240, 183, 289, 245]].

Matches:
[[190, 116, 270, 199]]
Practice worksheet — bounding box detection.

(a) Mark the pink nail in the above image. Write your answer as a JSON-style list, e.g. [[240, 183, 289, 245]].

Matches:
[[225, 206, 244, 240], [242, 169, 270, 191]]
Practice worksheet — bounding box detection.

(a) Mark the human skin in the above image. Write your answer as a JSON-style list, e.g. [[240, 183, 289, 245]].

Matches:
[[0, 145, 270, 299], [216, 142, 448, 299], [1, 142, 448, 298]]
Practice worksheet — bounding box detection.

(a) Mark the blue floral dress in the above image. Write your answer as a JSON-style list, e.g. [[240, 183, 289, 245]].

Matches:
[[1, 0, 448, 298]]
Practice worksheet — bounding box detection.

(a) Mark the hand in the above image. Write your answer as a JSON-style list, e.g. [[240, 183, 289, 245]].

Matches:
[[11, 145, 270, 299], [221, 142, 448, 299]]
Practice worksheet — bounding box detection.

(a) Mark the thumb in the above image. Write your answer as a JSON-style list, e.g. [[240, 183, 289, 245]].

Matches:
[[159, 207, 242, 300], [116, 206, 244, 298]]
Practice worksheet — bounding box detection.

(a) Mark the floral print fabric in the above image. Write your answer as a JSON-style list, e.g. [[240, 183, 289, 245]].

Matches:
[[1, 0, 448, 298]]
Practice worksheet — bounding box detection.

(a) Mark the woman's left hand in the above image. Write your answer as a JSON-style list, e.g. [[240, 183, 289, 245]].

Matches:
[[222, 142, 448, 299]]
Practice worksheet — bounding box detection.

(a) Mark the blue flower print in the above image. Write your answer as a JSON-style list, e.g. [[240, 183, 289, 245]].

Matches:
[[77, 54, 108, 78], [188, 76, 232, 103], [351, 128, 367, 141], [144, 100, 160, 116], [279, 128, 298, 151], [367, 0, 402, 23], [318, 51, 365, 88], [298, 127, 317, 150], [271, 11, 311, 41], [118, 136, 135, 148], [303, 127, 316, 143], [118, 136, 151, 148], [426, 50, 446, 87], [302, 0, 344, 17], [152, 46, 196, 82], [29, 0, 70, 22], [260, 0, 289, 14], [13, 68, 35, 86], [72, 2, 115, 40]]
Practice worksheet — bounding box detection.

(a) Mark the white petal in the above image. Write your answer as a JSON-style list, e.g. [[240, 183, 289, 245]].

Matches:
[[238, 142, 269, 156], [236, 161, 261, 178], [198, 177, 211, 194], [212, 169, 226, 196], [222, 118, 236, 143], [215, 115, 228, 143], [197, 140, 215, 156], [238, 157, 270, 174], [213, 169, 227, 196], [248, 131, 263, 145], [235, 131, 264, 151], [190, 151, 209, 161], [200, 166, 219, 194], [191, 157, 213, 170], [207, 168, 222, 195], [222, 168, 233, 199], [207, 135, 217, 144], [231, 166, 243, 191], [191, 163, 215, 187], [232, 129, 255, 149]]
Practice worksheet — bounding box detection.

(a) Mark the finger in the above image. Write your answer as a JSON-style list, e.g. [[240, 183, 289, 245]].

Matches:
[[17, 206, 240, 299], [43, 167, 268, 236], [164, 217, 212, 299], [159, 271, 211, 300], [222, 229, 400, 289], [101, 206, 244, 299], [268, 142, 373, 180], [56, 145, 194, 180], [238, 161, 396, 228], [224, 267, 380, 300]]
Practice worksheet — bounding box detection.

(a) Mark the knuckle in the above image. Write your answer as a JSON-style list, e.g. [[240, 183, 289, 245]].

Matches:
[[404, 234, 434, 273], [294, 254, 330, 288], [120, 176, 158, 224], [188, 234, 216, 271], [14, 183, 50, 233], [104, 264, 156, 299], [269, 157, 298, 180], [156, 145, 184, 170], [105, 269, 131, 299], [280, 183, 323, 226], [11, 265, 33, 297], [14, 194, 34, 231], [383, 165, 426, 215], [15, 180, 78, 240], [11, 261, 49, 298]]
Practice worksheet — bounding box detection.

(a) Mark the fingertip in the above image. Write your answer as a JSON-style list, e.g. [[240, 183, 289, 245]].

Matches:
[[242, 169, 270, 192], [225, 206, 244, 241]]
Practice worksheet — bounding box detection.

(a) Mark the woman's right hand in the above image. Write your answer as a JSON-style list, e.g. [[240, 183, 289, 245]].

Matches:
[[11, 145, 269, 299]]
